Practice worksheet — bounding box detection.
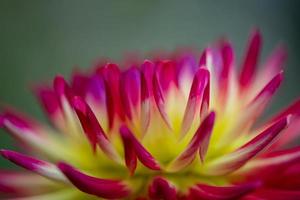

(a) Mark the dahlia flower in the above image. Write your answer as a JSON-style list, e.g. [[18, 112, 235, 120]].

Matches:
[[1, 30, 300, 200]]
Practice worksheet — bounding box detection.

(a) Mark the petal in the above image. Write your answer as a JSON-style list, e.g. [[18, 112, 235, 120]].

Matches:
[[235, 146, 300, 180], [239, 29, 262, 88], [156, 60, 177, 91], [153, 70, 172, 129], [218, 40, 234, 102], [0, 150, 66, 182], [148, 177, 177, 200], [72, 96, 121, 163], [71, 72, 89, 97], [169, 112, 215, 172], [269, 98, 300, 123], [120, 126, 137, 175], [0, 171, 61, 196], [200, 77, 210, 119], [58, 162, 130, 199], [53, 75, 73, 101], [120, 67, 141, 120], [188, 182, 260, 200], [221, 72, 283, 145], [242, 189, 300, 200], [53, 75, 81, 137], [0, 111, 61, 158], [35, 87, 61, 118], [203, 116, 288, 175], [180, 68, 209, 138], [98, 63, 124, 128], [261, 44, 287, 81], [140, 62, 153, 135], [251, 71, 283, 104], [85, 74, 109, 131], [120, 125, 161, 171]]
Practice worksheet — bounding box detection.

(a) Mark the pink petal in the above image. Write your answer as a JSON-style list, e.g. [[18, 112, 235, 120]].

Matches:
[[72, 96, 103, 151], [239, 29, 262, 88], [120, 125, 161, 171], [153, 70, 172, 129], [140, 63, 152, 135], [169, 112, 215, 172], [242, 189, 300, 200], [236, 146, 300, 182], [58, 162, 130, 199], [264, 44, 287, 75], [199, 49, 208, 67], [120, 67, 141, 119], [120, 126, 137, 175], [251, 71, 283, 103], [218, 40, 234, 101], [71, 72, 89, 97], [204, 116, 288, 175], [189, 182, 260, 200], [72, 96, 120, 162], [156, 60, 177, 91], [148, 177, 177, 200], [200, 77, 210, 119], [53, 75, 73, 101], [0, 150, 65, 182], [269, 98, 300, 123], [97, 63, 124, 128], [35, 87, 61, 117], [86, 75, 107, 104], [0, 171, 56, 196], [180, 68, 209, 137]]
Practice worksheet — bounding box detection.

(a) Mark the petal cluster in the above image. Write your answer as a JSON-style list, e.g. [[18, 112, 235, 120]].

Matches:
[[1, 30, 300, 200]]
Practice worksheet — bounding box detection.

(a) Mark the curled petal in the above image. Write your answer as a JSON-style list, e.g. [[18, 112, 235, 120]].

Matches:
[[148, 177, 177, 200], [58, 162, 130, 199], [0, 150, 66, 182], [72, 96, 121, 162], [189, 182, 260, 200], [120, 125, 160, 171], [169, 112, 215, 172], [204, 116, 288, 175], [180, 68, 209, 138]]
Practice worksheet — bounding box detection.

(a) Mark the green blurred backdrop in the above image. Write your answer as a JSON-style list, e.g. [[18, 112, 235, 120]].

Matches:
[[0, 0, 300, 168]]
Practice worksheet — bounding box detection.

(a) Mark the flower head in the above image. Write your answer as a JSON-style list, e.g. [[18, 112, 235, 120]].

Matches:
[[1, 30, 299, 199]]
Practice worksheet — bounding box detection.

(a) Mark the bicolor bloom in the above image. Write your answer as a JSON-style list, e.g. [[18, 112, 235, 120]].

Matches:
[[1, 30, 300, 200]]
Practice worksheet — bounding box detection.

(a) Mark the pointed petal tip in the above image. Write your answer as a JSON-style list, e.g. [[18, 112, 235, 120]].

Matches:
[[53, 75, 66, 95], [71, 96, 86, 113], [0, 150, 46, 172]]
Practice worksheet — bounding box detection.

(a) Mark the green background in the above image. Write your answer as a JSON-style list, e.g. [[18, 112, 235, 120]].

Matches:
[[0, 0, 300, 168]]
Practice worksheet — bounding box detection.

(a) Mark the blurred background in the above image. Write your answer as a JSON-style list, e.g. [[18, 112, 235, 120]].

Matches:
[[0, 0, 299, 168]]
